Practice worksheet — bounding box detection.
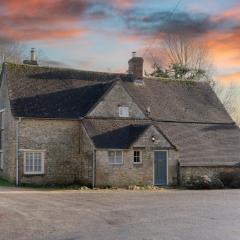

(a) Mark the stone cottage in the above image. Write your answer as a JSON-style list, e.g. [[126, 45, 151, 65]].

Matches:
[[0, 50, 239, 187]]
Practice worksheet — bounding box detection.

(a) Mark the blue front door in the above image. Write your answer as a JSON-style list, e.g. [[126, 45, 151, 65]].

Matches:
[[154, 151, 167, 185]]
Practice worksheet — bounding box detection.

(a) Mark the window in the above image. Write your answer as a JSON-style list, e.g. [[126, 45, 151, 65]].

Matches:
[[0, 110, 4, 130], [24, 151, 45, 174], [0, 151, 3, 169], [119, 106, 129, 117], [108, 151, 123, 165], [133, 150, 142, 164], [0, 109, 4, 169]]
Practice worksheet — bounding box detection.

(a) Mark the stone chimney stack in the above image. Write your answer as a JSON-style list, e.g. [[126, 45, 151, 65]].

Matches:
[[128, 52, 144, 79], [23, 48, 38, 65]]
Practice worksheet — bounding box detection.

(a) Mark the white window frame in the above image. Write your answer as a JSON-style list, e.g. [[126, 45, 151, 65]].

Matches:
[[0, 109, 5, 169], [0, 109, 5, 130], [108, 151, 123, 165], [133, 150, 142, 164], [23, 150, 45, 175], [118, 106, 129, 117], [0, 150, 3, 170]]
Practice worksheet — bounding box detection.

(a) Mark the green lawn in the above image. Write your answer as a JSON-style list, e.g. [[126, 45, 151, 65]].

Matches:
[[0, 178, 14, 187]]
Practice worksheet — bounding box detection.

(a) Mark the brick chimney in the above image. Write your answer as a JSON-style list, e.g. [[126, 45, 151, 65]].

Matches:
[[128, 52, 144, 79], [23, 48, 38, 65]]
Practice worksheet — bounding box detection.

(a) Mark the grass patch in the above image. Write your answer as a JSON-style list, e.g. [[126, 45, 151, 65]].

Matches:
[[0, 177, 14, 187]]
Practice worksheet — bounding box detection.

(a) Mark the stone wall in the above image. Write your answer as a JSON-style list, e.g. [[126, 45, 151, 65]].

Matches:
[[95, 149, 178, 187], [79, 123, 93, 186], [88, 81, 146, 119], [0, 72, 17, 183], [18, 119, 81, 185]]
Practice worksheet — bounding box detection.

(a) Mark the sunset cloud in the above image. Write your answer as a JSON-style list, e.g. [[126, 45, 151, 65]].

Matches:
[[0, 0, 92, 41], [218, 72, 240, 85]]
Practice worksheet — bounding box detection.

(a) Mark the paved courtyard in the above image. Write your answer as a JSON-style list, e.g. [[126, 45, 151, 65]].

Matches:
[[0, 188, 239, 240]]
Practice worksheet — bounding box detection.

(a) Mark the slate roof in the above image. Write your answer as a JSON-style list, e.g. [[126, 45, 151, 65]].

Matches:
[[11, 81, 114, 118], [3, 63, 130, 118], [123, 79, 233, 123], [83, 119, 153, 149], [3, 62, 234, 123], [155, 122, 240, 166]]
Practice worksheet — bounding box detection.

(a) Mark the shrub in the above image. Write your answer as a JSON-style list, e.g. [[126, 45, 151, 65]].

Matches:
[[185, 175, 224, 189], [219, 171, 240, 188]]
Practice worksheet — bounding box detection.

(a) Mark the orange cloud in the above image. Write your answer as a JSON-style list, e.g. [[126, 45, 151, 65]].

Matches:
[[218, 72, 240, 85], [0, 0, 90, 41]]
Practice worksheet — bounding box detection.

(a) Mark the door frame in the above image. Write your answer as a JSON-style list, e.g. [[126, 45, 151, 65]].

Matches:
[[153, 150, 168, 186]]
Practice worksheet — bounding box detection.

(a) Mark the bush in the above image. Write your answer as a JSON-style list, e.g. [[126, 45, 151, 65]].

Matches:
[[185, 175, 224, 189], [219, 171, 240, 188]]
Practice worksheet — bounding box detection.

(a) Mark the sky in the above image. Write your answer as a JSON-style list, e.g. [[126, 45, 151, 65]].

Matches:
[[1, 0, 240, 87]]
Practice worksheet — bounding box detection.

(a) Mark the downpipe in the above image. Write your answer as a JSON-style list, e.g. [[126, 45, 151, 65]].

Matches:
[[15, 117, 21, 186]]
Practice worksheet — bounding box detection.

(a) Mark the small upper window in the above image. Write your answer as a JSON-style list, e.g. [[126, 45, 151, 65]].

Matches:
[[24, 151, 45, 174], [133, 150, 142, 164], [119, 106, 129, 117], [108, 151, 123, 165]]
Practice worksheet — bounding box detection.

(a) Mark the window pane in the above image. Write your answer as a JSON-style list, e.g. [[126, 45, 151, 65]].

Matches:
[[0, 152, 3, 169], [133, 151, 141, 163], [0, 112, 2, 129], [108, 151, 122, 164], [0, 131, 2, 150], [119, 107, 129, 117], [115, 151, 122, 163], [25, 151, 44, 173], [108, 151, 115, 164]]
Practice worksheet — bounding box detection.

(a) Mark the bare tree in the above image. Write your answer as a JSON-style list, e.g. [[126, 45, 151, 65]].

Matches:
[[149, 33, 240, 125], [0, 40, 25, 66]]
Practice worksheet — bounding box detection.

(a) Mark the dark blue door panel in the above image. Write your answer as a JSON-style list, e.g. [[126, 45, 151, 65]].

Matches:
[[154, 151, 167, 185]]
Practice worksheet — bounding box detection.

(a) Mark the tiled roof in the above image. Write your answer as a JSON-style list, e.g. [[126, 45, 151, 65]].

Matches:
[[83, 118, 152, 149], [155, 122, 240, 166], [3, 62, 233, 123], [11, 82, 114, 118], [123, 78, 233, 123]]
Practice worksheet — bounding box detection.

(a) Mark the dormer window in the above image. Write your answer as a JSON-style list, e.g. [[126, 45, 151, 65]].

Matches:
[[119, 106, 129, 117]]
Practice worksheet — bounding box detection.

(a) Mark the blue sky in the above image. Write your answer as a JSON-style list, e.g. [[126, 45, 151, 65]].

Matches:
[[1, 0, 240, 85]]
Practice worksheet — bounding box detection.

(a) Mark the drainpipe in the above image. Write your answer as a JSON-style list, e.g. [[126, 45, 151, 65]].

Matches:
[[15, 117, 21, 186], [92, 149, 96, 189]]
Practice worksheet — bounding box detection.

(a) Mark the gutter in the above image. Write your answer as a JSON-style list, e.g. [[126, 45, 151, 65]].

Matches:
[[15, 117, 21, 186], [92, 149, 96, 188]]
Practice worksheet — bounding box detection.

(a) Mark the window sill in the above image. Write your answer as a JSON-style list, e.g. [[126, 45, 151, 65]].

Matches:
[[133, 162, 142, 165], [24, 173, 45, 177], [108, 163, 123, 166]]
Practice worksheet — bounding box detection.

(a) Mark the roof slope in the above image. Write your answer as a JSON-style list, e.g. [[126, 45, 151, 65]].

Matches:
[[155, 122, 240, 166], [4, 63, 130, 118], [83, 119, 152, 149], [11, 82, 114, 118], [123, 78, 233, 123], [3, 62, 234, 124]]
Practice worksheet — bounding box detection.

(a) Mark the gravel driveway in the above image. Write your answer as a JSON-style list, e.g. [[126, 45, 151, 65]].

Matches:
[[0, 187, 239, 240]]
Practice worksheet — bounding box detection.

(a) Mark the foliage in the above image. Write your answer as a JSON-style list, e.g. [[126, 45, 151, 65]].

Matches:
[[184, 175, 224, 189], [218, 170, 240, 188], [0, 177, 14, 187]]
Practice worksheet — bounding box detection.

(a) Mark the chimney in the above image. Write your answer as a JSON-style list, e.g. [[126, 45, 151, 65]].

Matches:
[[23, 48, 38, 65], [128, 52, 144, 79], [31, 48, 37, 61]]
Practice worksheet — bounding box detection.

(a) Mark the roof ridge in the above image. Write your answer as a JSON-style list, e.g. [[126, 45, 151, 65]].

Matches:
[[4, 61, 128, 77]]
